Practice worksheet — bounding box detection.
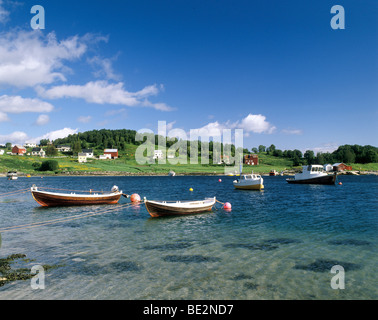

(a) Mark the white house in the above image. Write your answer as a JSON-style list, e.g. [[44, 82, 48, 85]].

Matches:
[[31, 148, 46, 157], [78, 153, 87, 163], [82, 149, 94, 158], [24, 143, 37, 148], [324, 164, 333, 172], [99, 154, 112, 160], [153, 150, 163, 159], [57, 145, 71, 152], [0, 150, 4, 155]]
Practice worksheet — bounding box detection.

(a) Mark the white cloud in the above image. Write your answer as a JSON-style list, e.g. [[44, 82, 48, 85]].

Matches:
[[0, 0, 9, 24], [190, 114, 276, 139], [37, 81, 173, 111], [0, 131, 28, 145], [0, 95, 54, 120], [0, 111, 9, 122], [35, 114, 50, 126], [88, 56, 121, 81], [281, 128, 303, 135], [0, 128, 78, 145], [77, 115, 92, 123], [239, 114, 276, 134], [0, 30, 90, 87], [311, 143, 339, 154]]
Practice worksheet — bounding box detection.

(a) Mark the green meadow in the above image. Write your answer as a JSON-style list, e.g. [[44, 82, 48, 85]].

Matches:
[[1, 151, 376, 176]]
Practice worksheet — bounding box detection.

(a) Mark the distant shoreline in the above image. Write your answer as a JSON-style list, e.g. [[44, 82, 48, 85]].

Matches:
[[1, 170, 377, 178]]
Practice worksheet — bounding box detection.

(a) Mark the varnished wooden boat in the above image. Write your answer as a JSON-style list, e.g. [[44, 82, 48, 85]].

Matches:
[[31, 185, 123, 207], [144, 197, 216, 218]]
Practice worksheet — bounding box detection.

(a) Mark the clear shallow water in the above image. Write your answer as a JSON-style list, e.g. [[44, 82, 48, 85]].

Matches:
[[0, 175, 377, 300]]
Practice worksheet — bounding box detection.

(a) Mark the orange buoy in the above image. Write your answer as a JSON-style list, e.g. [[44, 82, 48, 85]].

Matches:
[[130, 193, 141, 202], [338, 182, 342, 185]]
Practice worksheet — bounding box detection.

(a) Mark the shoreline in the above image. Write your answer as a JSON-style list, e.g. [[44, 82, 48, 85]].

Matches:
[[1, 170, 377, 178]]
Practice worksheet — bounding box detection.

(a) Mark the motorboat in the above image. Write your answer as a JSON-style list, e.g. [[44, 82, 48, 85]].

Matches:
[[233, 173, 264, 190], [286, 165, 337, 185]]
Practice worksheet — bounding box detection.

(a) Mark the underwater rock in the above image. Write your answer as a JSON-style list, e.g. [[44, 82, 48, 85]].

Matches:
[[162, 255, 221, 263], [293, 259, 362, 272], [327, 239, 371, 246]]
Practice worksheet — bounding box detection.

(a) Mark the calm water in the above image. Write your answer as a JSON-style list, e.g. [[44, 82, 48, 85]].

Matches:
[[0, 175, 377, 300]]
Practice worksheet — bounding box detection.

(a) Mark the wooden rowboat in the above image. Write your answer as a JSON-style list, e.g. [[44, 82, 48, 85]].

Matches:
[[31, 185, 123, 207], [144, 197, 216, 218]]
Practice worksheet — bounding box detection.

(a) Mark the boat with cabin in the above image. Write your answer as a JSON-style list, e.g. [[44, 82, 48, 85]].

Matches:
[[144, 197, 216, 217], [286, 165, 337, 185], [31, 185, 124, 207], [233, 173, 264, 190]]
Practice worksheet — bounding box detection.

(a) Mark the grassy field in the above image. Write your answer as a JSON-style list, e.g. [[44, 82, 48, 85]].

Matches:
[[1, 152, 377, 176]]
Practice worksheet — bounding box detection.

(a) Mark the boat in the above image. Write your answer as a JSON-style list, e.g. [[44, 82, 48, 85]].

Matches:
[[7, 171, 18, 180], [269, 170, 278, 176], [286, 165, 337, 185], [168, 170, 176, 177], [144, 197, 216, 218], [233, 173, 264, 190], [31, 185, 124, 207]]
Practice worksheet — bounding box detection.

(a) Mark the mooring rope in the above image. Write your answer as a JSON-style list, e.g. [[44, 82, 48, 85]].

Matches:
[[0, 202, 135, 233], [0, 188, 30, 198]]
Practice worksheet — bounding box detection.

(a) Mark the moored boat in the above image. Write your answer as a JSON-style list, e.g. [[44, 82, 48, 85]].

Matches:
[[7, 171, 18, 180], [144, 197, 216, 218], [286, 165, 337, 185], [168, 170, 176, 177], [31, 185, 123, 207], [233, 173, 264, 190]]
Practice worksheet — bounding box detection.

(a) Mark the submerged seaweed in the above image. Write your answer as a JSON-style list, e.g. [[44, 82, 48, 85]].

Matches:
[[223, 243, 279, 251], [162, 255, 221, 263], [0, 253, 60, 287], [294, 259, 362, 272], [108, 261, 143, 272], [143, 242, 194, 251], [327, 239, 371, 246], [230, 273, 254, 281], [262, 238, 302, 245]]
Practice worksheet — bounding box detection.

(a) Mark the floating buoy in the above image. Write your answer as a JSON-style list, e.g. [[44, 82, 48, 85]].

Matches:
[[218, 179, 222, 182], [189, 188, 193, 192], [130, 193, 141, 202], [223, 202, 232, 210], [338, 182, 342, 185]]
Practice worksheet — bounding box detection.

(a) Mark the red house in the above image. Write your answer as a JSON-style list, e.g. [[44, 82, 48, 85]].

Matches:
[[244, 154, 259, 166], [104, 149, 118, 159], [333, 163, 352, 171], [12, 145, 26, 155]]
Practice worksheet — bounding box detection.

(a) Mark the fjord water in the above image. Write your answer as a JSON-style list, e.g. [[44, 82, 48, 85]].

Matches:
[[0, 175, 377, 299]]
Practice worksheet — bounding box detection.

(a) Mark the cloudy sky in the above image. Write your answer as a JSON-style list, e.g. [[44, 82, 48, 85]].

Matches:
[[0, 0, 376, 153]]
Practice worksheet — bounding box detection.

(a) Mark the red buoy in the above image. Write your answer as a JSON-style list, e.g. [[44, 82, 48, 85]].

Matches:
[[338, 182, 342, 185], [223, 202, 232, 210], [219, 179, 222, 182]]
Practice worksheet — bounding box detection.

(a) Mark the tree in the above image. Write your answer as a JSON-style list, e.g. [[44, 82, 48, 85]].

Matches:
[[45, 144, 58, 157], [304, 150, 315, 165], [5, 142, 12, 150], [40, 139, 49, 146], [40, 160, 59, 171], [267, 144, 276, 155], [72, 140, 82, 155], [258, 145, 266, 153]]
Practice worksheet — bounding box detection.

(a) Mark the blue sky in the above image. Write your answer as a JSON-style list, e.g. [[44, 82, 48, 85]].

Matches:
[[0, 0, 376, 153]]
